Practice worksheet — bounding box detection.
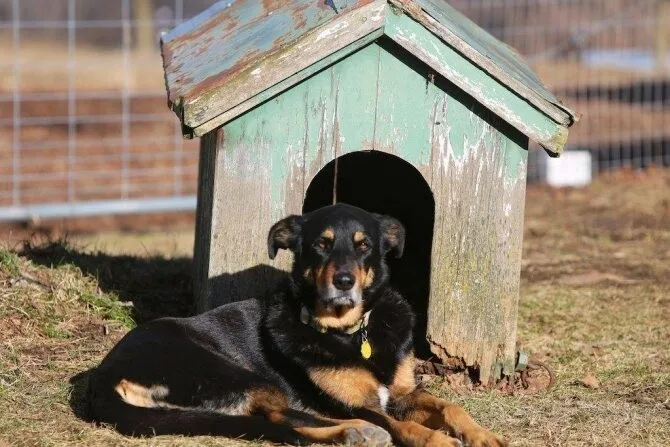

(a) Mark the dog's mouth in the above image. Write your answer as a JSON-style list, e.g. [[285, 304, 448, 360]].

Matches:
[[321, 294, 355, 307], [312, 297, 364, 330], [310, 287, 364, 328], [317, 285, 362, 307]]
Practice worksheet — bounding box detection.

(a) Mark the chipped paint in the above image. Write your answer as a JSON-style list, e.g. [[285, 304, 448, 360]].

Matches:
[[316, 20, 350, 42], [162, 0, 574, 150], [162, 0, 382, 130], [178, 1, 574, 384], [385, 11, 569, 154], [390, 0, 575, 125]]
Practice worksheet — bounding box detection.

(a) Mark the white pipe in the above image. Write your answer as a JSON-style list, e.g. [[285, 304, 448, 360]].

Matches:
[[0, 196, 197, 223]]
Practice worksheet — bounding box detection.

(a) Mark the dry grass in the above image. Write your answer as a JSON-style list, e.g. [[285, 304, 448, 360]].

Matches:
[[1, 170, 670, 446]]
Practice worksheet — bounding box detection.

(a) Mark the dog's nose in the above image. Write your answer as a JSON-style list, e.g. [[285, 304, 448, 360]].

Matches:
[[332, 272, 355, 291]]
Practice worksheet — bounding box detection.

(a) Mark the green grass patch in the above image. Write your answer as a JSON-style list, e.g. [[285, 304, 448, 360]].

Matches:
[[78, 291, 135, 328]]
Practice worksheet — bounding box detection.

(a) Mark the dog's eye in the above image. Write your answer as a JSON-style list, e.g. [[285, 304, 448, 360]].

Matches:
[[315, 239, 332, 250]]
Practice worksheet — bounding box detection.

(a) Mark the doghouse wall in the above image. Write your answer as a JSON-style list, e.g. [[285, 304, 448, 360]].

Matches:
[[195, 38, 528, 382]]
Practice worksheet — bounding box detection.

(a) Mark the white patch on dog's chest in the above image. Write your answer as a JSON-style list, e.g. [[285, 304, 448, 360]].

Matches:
[[377, 385, 390, 411]]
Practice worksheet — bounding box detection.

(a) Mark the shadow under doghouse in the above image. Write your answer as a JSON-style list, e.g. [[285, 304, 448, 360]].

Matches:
[[55, 250, 290, 424], [20, 239, 194, 323]]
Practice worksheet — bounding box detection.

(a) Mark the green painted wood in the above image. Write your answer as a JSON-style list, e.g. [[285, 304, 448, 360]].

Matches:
[[374, 41, 439, 166], [197, 39, 528, 384], [412, 0, 573, 121], [384, 9, 569, 154], [204, 44, 381, 308], [425, 88, 527, 383], [192, 28, 385, 138]]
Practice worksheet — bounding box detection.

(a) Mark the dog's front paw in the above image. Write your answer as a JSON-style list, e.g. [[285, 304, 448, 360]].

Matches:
[[343, 424, 392, 447], [461, 428, 507, 447], [425, 430, 463, 447]]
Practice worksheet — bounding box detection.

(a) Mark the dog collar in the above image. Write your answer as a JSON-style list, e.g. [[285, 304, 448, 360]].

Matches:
[[299, 306, 371, 335]]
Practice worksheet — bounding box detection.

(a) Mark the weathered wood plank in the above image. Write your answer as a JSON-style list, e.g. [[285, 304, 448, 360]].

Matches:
[[192, 131, 219, 313], [426, 90, 527, 384], [373, 40, 441, 165], [165, 0, 386, 131], [384, 5, 569, 154], [399, 0, 574, 125], [192, 29, 384, 138], [203, 45, 380, 308], [163, 0, 375, 104]]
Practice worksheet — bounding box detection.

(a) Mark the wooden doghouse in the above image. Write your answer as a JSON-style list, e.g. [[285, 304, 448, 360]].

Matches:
[[161, 0, 576, 384]]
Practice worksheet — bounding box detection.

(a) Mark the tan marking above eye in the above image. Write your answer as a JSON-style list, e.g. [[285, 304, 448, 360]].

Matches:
[[321, 228, 335, 240], [364, 268, 375, 288], [353, 231, 366, 243]]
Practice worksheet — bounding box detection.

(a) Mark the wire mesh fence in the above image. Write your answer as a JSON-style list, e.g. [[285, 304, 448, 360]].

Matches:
[[0, 0, 668, 221], [0, 0, 205, 220], [450, 0, 670, 182]]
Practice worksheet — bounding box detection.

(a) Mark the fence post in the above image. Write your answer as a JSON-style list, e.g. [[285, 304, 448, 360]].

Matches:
[[133, 0, 155, 52], [656, 0, 670, 70]]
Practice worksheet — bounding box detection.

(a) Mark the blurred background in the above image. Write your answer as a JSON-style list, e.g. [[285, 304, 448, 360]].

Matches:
[[0, 0, 668, 230]]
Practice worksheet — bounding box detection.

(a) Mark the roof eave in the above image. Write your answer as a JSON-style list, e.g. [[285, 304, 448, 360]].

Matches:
[[165, 0, 575, 154], [176, 0, 387, 137]]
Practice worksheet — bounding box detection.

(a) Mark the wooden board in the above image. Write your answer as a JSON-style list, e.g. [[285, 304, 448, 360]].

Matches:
[[195, 39, 527, 383], [384, 8, 569, 154], [162, 0, 385, 131], [163, 1, 575, 152]]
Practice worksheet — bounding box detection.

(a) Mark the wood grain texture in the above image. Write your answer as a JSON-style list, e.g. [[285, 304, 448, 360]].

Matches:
[[196, 40, 527, 383], [163, 0, 385, 132], [192, 131, 219, 313], [425, 92, 527, 384], [398, 0, 574, 125], [191, 28, 384, 138], [384, 8, 569, 154]]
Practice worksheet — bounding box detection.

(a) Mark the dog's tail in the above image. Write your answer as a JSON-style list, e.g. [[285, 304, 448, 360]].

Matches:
[[91, 394, 306, 443]]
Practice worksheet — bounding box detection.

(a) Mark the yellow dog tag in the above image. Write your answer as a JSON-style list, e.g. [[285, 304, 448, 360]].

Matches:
[[361, 339, 372, 359]]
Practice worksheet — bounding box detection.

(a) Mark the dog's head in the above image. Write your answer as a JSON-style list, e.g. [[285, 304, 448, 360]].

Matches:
[[267, 203, 405, 331]]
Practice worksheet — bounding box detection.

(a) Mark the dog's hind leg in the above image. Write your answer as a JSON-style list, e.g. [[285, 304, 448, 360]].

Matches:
[[246, 390, 392, 446], [261, 409, 393, 447], [92, 393, 307, 443]]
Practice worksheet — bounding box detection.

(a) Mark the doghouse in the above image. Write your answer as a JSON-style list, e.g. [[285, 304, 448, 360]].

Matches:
[[161, 0, 576, 384]]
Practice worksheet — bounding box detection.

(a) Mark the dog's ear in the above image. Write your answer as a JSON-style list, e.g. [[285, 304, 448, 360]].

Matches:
[[377, 215, 405, 258], [267, 215, 303, 260]]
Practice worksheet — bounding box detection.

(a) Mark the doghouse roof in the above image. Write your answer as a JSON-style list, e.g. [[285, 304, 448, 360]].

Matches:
[[162, 0, 576, 153]]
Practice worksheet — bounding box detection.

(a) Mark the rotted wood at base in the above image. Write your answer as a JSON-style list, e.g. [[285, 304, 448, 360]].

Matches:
[[426, 99, 527, 385]]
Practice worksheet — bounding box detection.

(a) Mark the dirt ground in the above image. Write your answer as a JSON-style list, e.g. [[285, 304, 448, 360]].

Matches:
[[0, 169, 669, 446]]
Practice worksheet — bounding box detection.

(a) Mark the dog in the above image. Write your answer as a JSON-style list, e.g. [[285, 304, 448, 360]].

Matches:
[[88, 203, 506, 446]]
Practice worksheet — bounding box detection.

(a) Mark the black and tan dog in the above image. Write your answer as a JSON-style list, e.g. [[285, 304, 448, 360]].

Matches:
[[88, 203, 506, 446]]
